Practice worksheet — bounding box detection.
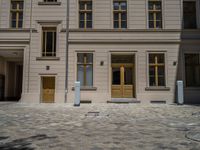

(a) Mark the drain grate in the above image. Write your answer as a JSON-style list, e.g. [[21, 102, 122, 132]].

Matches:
[[85, 112, 100, 117], [185, 132, 200, 142]]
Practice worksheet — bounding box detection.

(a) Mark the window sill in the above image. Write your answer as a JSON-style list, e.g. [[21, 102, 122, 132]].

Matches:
[[145, 87, 170, 91], [36, 57, 60, 61], [72, 87, 97, 91], [38, 2, 61, 5]]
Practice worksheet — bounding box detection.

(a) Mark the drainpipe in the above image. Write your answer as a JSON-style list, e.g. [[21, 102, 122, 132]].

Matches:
[[27, 0, 33, 92], [65, 0, 70, 103]]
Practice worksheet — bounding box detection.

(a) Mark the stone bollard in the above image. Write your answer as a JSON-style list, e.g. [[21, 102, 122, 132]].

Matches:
[[74, 81, 80, 107], [177, 80, 184, 105]]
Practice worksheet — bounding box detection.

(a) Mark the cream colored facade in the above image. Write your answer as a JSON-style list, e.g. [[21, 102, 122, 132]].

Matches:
[[0, 0, 199, 104]]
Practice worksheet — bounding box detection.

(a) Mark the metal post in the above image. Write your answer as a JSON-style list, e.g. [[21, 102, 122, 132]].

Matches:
[[177, 80, 184, 105], [74, 81, 80, 106]]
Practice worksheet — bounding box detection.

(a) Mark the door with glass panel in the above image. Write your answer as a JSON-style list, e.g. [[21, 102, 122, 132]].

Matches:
[[111, 55, 135, 98], [41, 77, 55, 103]]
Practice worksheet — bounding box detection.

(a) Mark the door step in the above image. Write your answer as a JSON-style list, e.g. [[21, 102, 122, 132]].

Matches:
[[107, 98, 140, 104]]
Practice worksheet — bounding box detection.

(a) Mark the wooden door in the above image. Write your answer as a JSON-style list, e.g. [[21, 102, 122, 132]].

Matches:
[[111, 65, 134, 98], [42, 77, 55, 103]]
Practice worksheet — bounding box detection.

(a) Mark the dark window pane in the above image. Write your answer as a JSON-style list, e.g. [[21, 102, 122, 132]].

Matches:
[[79, 21, 84, 28], [112, 68, 120, 85], [42, 32, 46, 55], [185, 54, 200, 87], [79, 2, 85, 10], [156, 21, 162, 28], [121, 21, 127, 28], [46, 32, 53, 54], [149, 66, 155, 76], [77, 53, 84, 63], [121, 2, 127, 10], [121, 13, 127, 20], [87, 13, 92, 20], [183, 2, 197, 29], [86, 53, 93, 63], [149, 21, 154, 28], [158, 77, 165, 86], [87, 21, 92, 28], [114, 2, 119, 10], [53, 32, 56, 55], [155, 2, 161, 10], [18, 21, 23, 28], [114, 13, 119, 20], [124, 68, 133, 85], [11, 2, 17, 9], [149, 13, 154, 20], [150, 77, 156, 86], [19, 1, 24, 9], [114, 21, 119, 28], [86, 2, 92, 10], [156, 13, 162, 20], [12, 21, 16, 28], [148, 2, 154, 10], [80, 13, 84, 20], [19, 12, 23, 20]]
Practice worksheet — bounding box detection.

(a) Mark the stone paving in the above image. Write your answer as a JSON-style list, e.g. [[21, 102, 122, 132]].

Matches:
[[0, 102, 200, 150]]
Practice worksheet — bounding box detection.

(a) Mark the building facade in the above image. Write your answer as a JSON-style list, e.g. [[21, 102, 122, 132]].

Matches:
[[0, 0, 199, 104]]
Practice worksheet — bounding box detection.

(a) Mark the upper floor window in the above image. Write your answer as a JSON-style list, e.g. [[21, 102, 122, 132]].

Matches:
[[42, 27, 57, 57], [113, 0, 127, 29], [183, 1, 197, 29], [148, 0, 162, 29], [185, 54, 200, 87], [77, 53, 93, 87], [149, 53, 165, 87], [10, 0, 24, 28], [79, 0, 92, 29]]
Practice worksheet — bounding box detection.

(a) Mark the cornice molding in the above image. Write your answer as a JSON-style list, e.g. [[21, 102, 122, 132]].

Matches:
[[0, 28, 37, 33], [61, 29, 182, 33]]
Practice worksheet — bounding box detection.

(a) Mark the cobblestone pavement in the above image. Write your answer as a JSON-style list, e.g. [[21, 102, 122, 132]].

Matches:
[[0, 102, 200, 150]]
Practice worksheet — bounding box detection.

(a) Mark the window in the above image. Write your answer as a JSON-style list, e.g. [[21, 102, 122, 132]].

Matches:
[[185, 54, 200, 87], [79, 0, 92, 28], [77, 53, 93, 87], [183, 1, 197, 29], [113, 0, 127, 29], [148, 0, 162, 29], [149, 54, 165, 86], [10, 0, 24, 28], [42, 27, 57, 57]]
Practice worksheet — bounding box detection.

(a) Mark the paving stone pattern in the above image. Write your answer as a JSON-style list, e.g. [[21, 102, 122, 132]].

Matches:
[[0, 102, 200, 150]]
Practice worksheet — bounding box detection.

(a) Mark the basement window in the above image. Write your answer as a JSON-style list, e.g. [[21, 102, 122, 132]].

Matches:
[[38, 0, 61, 5]]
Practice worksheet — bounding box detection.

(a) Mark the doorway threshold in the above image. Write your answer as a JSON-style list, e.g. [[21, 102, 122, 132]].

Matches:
[[107, 98, 140, 104]]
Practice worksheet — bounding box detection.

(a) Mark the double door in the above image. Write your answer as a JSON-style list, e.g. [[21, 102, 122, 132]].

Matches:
[[112, 64, 134, 98]]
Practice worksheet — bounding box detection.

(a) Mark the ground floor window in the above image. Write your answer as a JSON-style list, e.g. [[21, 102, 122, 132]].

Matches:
[[77, 53, 93, 87], [148, 53, 165, 86], [185, 54, 200, 87]]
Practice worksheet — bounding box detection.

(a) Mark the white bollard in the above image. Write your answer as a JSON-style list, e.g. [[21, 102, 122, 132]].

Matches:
[[74, 81, 80, 106], [177, 80, 184, 105]]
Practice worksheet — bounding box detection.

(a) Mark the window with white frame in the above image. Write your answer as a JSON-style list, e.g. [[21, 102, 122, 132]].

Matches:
[[183, 1, 197, 29], [185, 54, 200, 87], [113, 0, 127, 29], [79, 0, 92, 28], [77, 53, 93, 87], [42, 27, 57, 57], [148, 53, 165, 86], [148, 0, 162, 29], [10, 0, 24, 28]]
